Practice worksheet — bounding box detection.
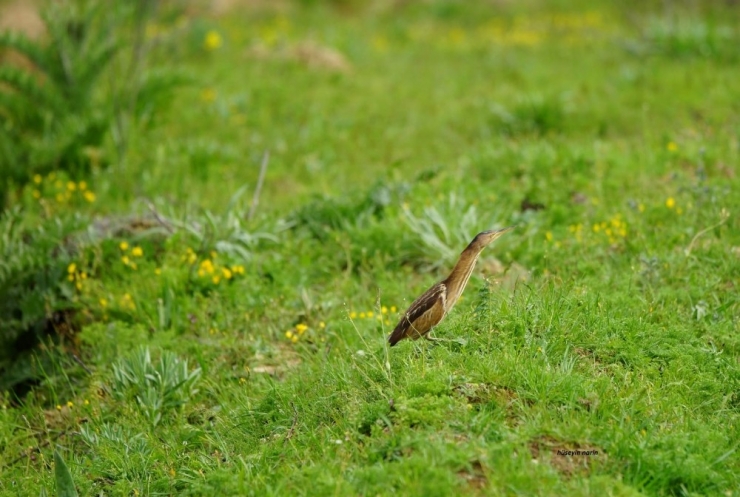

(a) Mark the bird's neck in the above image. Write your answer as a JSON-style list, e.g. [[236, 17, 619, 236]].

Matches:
[[443, 244, 484, 307]]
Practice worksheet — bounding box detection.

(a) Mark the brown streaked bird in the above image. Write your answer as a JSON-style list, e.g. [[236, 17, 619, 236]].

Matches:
[[388, 226, 514, 346]]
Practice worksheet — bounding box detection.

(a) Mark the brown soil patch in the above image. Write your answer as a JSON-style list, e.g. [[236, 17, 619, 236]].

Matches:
[[0, 1, 44, 39], [453, 382, 520, 407], [246, 40, 352, 73], [528, 435, 604, 477], [457, 459, 487, 491], [249, 344, 301, 378]]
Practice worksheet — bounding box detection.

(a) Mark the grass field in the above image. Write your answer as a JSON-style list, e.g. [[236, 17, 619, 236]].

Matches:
[[1, 0, 740, 495]]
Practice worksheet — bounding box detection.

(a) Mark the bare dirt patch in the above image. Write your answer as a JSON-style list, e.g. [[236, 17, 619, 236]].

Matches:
[[457, 459, 488, 491], [528, 435, 605, 477], [0, 0, 44, 38]]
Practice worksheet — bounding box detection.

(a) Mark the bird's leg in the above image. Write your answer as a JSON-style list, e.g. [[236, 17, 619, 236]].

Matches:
[[425, 330, 467, 346], [424, 331, 448, 343]]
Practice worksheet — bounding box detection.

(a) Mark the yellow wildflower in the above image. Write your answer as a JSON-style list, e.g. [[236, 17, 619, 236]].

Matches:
[[84, 399, 89, 405], [121, 255, 130, 265], [67, 181, 76, 191], [296, 323, 308, 334], [381, 306, 388, 314], [67, 263, 76, 274], [359, 312, 366, 319], [32, 190, 41, 199], [155, 268, 161, 275], [56, 405, 62, 411], [390, 306, 397, 313], [291, 335, 298, 343], [200, 259, 215, 274], [78, 181, 87, 190], [120, 241, 129, 251], [212, 275, 221, 285], [666, 197, 676, 209], [350, 311, 357, 319], [222, 267, 233, 279], [186, 249, 197, 265], [204, 30, 223, 50], [201, 88, 217, 103], [319, 321, 326, 329], [84, 191, 96, 203], [66, 401, 73, 408], [372, 35, 389, 52], [131, 246, 143, 257], [99, 298, 108, 308], [33, 174, 42, 184], [545, 231, 553, 242], [285, 330, 293, 339], [666, 142, 678, 152]]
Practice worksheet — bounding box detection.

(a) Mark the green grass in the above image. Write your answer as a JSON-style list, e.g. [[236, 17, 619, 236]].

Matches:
[[1, 0, 740, 495]]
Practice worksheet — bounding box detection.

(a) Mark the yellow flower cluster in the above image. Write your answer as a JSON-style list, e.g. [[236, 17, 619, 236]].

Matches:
[[568, 223, 584, 243], [55, 400, 76, 410], [285, 321, 326, 343], [120, 242, 144, 270], [403, 12, 607, 52], [121, 293, 136, 311], [184, 247, 198, 265], [32, 173, 96, 204], [665, 197, 683, 214], [592, 214, 628, 244], [204, 30, 223, 50], [348, 306, 397, 325], [192, 250, 246, 285], [67, 262, 88, 291]]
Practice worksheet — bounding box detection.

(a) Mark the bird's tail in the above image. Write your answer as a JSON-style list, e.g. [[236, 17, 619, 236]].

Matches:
[[387, 324, 406, 346]]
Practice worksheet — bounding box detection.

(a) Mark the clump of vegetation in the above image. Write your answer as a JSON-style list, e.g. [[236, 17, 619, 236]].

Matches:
[[0, 0, 186, 208]]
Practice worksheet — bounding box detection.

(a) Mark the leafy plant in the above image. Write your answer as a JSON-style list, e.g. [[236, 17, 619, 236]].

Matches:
[[110, 347, 201, 427], [489, 94, 567, 136], [0, 0, 188, 208], [0, 207, 86, 395], [54, 449, 79, 497], [642, 17, 737, 60], [0, 1, 118, 205], [165, 186, 281, 267], [402, 193, 504, 269], [291, 181, 408, 241]]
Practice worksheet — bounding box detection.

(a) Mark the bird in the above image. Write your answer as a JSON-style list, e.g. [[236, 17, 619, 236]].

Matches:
[[388, 226, 514, 346]]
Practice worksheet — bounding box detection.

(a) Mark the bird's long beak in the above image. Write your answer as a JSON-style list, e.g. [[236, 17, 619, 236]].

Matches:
[[493, 226, 516, 234]]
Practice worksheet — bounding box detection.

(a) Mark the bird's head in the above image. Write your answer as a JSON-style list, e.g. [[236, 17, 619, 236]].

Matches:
[[471, 226, 515, 248]]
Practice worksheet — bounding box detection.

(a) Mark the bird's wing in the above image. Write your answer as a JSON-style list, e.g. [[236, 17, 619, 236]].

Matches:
[[388, 283, 447, 346]]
